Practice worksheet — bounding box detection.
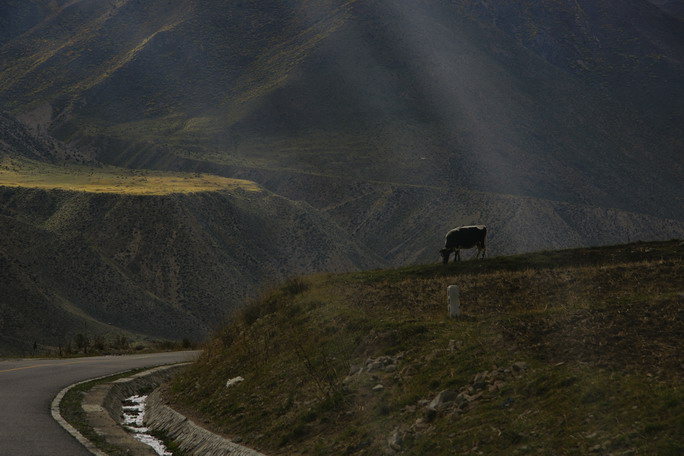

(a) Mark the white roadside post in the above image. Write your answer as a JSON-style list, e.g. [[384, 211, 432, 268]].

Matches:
[[448, 285, 460, 318]]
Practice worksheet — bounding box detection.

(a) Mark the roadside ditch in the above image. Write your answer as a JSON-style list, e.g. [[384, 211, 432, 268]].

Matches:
[[53, 364, 266, 455]]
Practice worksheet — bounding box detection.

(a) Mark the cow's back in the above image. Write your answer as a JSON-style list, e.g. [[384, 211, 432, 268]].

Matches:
[[445, 225, 486, 249]]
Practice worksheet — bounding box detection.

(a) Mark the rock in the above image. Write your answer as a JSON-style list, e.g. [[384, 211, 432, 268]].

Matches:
[[372, 384, 384, 391], [455, 391, 482, 407], [367, 362, 383, 372], [468, 392, 483, 402], [348, 365, 362, 375], [512, 362, 528, 373], [473, 380, 487, 391], [400, 366, 417, 377], [412, 418, 429, 430], [387, 427, 403, 451], [225, 376, 244, 388], [428, 389, 458, 411], [488, 380, 506, 393], [455, 393, 470, 408], [384, 364, 398, 373]]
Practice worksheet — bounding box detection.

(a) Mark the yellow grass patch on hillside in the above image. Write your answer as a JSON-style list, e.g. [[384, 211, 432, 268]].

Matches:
[[0, 158, 261, 195]]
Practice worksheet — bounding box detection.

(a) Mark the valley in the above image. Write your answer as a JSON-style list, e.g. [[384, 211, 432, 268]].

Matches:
[[0, 2, 682, 453]]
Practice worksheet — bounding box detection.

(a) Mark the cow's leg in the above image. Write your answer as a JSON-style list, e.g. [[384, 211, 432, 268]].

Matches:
[[453, 250, 461, 262]]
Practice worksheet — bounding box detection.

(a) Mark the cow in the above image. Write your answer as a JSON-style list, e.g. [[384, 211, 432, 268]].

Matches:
[[440, 225, 487, 264]]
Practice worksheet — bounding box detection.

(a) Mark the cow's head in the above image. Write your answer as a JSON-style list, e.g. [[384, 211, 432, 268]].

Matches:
[[440, 248, 452, 264]]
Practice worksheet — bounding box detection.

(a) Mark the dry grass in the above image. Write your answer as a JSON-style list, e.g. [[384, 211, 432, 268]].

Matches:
[[168, 241, 684, 455], [0, 158, 261, 195]]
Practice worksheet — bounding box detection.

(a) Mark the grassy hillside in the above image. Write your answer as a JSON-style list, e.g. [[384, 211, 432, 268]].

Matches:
[[0, 180, 384, 355], [168, 240, 684, 455], [0, 157, 260, 195]]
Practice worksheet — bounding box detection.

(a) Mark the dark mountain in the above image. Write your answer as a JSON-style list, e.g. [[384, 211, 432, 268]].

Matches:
[[1, 0, 682, 222], [648, 0, 684, 19], [0, 184, 383, 352], [1, 1, 683, 351], [0, 114, 383, 354], [0, 1, 69, 46]]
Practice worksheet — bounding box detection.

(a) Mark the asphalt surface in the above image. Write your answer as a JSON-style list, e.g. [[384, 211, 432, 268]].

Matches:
[[0, 351, 199, 456]]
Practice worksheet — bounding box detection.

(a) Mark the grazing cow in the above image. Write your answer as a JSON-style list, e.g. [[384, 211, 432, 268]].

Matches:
[[440, 225, 487, 264]]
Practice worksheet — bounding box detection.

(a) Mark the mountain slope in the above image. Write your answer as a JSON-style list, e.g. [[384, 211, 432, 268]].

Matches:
[[1, 1, 683, 352], [0, 0, 682, 221], [0, 113, 384, 355], [0, 185, 384, 354]]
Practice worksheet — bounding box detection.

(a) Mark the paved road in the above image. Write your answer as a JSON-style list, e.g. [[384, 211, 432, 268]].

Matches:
[[0, 351, 199, 456]]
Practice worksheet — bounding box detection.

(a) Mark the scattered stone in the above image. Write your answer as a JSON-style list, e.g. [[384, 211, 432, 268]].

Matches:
[[400, 366, 417, 377], [473, 380, 487, 391], [372, 384, 385, 391], [512, 362, 528, 373], [428, 389, 458, 411], [384, 364, 398, 373], [367, 362, 383, 372], [387, 427, 405, 451], [455, 393, 471, 409], [412, 418, 430, 430], [467, 392, 483, 402], [488, 381, 506, 392], [225, 376, 244, 388], [348, 365, 362, 376]]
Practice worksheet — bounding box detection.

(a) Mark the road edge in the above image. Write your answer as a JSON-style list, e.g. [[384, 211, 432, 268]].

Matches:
[[51, 372, 119, 456], [51, 363, 190, 456]]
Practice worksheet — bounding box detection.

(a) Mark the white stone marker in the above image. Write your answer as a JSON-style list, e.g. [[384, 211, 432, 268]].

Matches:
[[448, 285, 460, 318]]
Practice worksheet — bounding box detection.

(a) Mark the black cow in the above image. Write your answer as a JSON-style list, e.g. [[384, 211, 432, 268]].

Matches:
[[440, 225, 487, 264]]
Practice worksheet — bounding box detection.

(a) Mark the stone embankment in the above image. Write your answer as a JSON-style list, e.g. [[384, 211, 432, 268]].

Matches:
[[78, 364, 266, 456], [145, 390, 265, 456]]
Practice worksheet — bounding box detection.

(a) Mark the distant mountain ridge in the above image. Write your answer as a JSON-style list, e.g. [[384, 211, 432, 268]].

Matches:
[[1, 0, 681, 220]]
